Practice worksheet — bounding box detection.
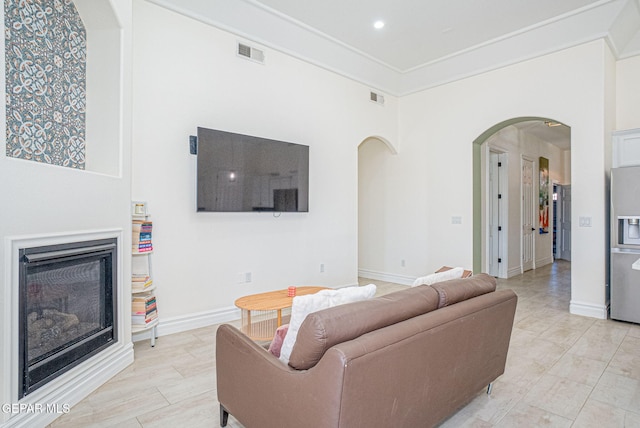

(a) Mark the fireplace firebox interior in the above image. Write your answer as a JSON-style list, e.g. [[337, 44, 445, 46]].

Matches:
[[18, 238, 117, 398]]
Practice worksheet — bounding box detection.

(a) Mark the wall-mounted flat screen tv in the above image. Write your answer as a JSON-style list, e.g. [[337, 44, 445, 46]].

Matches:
[[196, 127, 309, 212]]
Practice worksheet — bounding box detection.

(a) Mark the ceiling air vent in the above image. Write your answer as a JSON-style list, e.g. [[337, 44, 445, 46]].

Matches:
[[237, 42, 265, 64], [370, 91, 385, 105]]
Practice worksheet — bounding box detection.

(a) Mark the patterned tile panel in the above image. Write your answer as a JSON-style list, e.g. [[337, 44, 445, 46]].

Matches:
[[5, 0, 87, 169]]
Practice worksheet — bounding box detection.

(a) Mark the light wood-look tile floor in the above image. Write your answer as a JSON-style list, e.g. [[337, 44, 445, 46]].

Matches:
[[51, 261, 640, 427]]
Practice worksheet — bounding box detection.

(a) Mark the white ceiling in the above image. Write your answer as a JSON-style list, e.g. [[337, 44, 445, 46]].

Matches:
[[151, 0, 640, 95], [149, 0, 639, 148], [252, 0, 614, 71]]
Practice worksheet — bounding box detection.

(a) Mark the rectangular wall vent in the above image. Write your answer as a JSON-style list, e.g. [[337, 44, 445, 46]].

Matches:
[[370, 91, 385, 105], [237, 42, 265, 64]]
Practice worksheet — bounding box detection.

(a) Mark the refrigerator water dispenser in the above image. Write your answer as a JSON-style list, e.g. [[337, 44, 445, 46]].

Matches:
[[618, 216, 640, 246]]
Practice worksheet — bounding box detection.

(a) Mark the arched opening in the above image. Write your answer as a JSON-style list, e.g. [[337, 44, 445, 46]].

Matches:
[[358, 135, 397, 280], [359, 136, 397, 154], [473, 116, 571, 284]]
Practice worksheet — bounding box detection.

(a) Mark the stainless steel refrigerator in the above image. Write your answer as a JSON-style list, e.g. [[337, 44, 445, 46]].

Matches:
[[611, 166, 640, 324]]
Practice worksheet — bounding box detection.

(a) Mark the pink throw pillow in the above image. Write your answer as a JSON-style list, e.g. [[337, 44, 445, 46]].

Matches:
[[268, 324, 289, 358]]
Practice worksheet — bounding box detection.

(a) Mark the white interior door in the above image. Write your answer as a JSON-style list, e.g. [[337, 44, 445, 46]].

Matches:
[[522, 157, 535, 272], [559, 185, 572, 261], [488, 151, 506, 277]]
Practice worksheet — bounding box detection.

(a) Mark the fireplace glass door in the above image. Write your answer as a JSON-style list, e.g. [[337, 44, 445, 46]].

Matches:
[[19, 238, 117, 398]]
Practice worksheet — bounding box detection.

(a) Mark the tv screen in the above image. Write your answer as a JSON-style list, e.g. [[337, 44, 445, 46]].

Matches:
[[196, 127, 309, 212]]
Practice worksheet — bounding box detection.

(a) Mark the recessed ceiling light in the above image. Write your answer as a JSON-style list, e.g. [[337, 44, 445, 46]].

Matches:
[[373, 20, 385, 29]]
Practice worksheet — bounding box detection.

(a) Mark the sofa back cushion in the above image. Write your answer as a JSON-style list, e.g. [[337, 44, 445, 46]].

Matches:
[[288, 285, 440, 370], [429, 273, 496, 308], [278, 284, 377, 365]]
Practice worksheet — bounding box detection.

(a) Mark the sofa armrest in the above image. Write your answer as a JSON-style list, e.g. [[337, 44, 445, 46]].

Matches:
[[216, 324, 346, 428]]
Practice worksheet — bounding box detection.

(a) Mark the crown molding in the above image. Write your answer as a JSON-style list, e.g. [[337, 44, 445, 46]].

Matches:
[[146, 0, 640, 97]]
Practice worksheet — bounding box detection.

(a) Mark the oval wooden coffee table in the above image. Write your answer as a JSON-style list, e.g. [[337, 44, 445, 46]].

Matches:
[[235, 286, 328, 340]]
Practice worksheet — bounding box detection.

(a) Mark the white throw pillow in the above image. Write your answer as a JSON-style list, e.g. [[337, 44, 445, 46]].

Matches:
[[412, 267, 465, 287], [279, 284, 376, 365]]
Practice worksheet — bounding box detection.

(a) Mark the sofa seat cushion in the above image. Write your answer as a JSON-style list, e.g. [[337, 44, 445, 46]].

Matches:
[[430, 273, 496, 308], [288, 285, 440, 370]]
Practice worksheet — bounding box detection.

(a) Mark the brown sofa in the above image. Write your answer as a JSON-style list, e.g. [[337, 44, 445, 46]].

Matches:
[[216, 273, 517, 428]]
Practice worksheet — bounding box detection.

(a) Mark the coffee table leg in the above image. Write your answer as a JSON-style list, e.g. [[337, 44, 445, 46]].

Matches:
[[277, 309, 282, 327]]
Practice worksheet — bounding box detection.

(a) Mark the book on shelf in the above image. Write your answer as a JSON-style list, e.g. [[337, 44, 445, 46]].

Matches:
[[133, 221, 153, 233], [131, 275, 153, 292], [132, 294, 158, 325], [132, 219, 153, 252], [134, 242, 153, 253], [132, 294, 156, 310], [132, 312, 158, 325], [132, 312, 157, 325]]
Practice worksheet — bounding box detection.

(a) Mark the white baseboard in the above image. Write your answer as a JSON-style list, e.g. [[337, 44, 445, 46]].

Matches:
[[2, 343, 133, 428], [506, 259, 554, 279], [570, 300, 608, 319], [132, 306, 241, 342], [535, 256, 554, 268], [358, 269, 415, 286], [507, 266, 522, 278]]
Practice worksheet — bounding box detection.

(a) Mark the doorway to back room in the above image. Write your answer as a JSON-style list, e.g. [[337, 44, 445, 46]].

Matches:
[[474, 117, 571, 280]]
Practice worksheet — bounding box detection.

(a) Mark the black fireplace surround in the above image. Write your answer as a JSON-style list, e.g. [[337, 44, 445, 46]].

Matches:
[[18, 238, 117, 398]]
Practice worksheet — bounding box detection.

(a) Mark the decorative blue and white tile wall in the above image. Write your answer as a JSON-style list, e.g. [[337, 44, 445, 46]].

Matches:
[[5, 0, 87, 169]]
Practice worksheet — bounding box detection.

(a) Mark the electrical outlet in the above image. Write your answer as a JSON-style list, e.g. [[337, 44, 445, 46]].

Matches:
[[320, 263, 325, 273], [579, 216, 592, 227], [245, 272, 252, 283], [401, 259, 406, 267], [452, 216, 462, 224]]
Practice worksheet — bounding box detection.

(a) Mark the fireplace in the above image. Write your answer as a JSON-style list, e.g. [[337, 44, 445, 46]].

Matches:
[[18, 238, 117, 398]]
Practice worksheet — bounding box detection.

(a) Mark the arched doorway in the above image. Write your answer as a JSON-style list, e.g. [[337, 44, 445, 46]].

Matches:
[[358, 136, 397, 281], [472, 117, 571, 280]]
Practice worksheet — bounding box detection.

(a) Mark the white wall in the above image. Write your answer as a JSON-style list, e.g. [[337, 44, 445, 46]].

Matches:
[[135, 2, 640, 329], [358, 40, 613, 318], [131, 1, 398, 324], [0, 1, 133, 425]]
